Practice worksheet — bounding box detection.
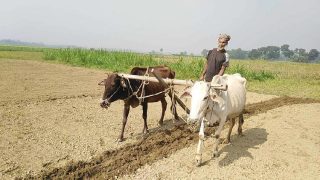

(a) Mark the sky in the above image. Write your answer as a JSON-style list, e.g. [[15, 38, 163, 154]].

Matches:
[[1, 0, 319, 54]]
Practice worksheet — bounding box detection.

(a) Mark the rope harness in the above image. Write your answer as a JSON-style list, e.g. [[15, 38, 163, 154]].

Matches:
[[121, 69, 172, 103], [120, 70, 184, 122]]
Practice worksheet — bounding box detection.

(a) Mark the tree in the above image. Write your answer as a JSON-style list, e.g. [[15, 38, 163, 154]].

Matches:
[[280, 44, 294, 59], [257, 46, 280, 60], [228, 48, 248, 59], [201, 49, 209, 57], [308, 49, 319, 61], [266, 46, 280, 59], [149, 50, 156, 55], [248, 49, 261, 59], [180, 51, 187, 56], [280, 44, 290, 51], [160, 48, 163, 53], [292, 48, 308, 62]]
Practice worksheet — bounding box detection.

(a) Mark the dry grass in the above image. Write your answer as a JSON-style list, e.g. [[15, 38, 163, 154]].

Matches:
[[0, 51, 43, 61], [230, 60, 320, 99]]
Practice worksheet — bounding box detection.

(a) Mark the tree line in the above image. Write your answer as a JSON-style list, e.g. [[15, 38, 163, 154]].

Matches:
[[202, 45, 320, 63]]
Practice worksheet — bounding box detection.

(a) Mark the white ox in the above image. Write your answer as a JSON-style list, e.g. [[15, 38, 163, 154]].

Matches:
[[185, 73, 246, 166]]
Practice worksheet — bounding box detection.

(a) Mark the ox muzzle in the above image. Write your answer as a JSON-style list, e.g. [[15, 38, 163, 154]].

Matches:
[[100, 99, 111, 109]]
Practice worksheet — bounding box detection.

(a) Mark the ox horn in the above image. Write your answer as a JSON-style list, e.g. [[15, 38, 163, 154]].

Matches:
[[211, 84, 228, 91], [98, 80, 105, 86]]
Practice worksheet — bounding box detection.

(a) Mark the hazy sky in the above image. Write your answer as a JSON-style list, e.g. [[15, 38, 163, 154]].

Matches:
[[1, 0, 319, 54]]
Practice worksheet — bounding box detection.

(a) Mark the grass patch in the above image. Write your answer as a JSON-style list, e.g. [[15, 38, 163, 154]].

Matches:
[[231, 59, 320, 79], [43, 48, 274, 81], [227, 64, 275, 81], [0, 45, 48, 52], [248, 78, 320, 99], [1, 46, 319, 99], [43, 48, 163, 72]]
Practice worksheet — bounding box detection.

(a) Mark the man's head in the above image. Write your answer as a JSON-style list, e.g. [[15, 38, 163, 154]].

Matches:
[[217, 34, 231, 50]]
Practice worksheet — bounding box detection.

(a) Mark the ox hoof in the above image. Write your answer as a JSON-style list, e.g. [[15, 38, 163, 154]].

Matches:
[[238, 133, 244, 137], [195, 155, 202, 167], [158, 121, 164, 126], [222, 139, 231, 144], [212, 151, 219, 158], [116, 137, 125, 142], [143, 129, 149, 134]]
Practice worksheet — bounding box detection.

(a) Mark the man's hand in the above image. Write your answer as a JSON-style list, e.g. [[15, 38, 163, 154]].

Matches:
[[218, 66, 226, 76]]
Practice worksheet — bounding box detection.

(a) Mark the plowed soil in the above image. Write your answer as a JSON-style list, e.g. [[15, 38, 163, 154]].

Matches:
[[0, 59, 319, 179]]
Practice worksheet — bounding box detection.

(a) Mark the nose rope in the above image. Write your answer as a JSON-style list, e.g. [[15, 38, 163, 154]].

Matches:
[[102, 86, 121, 104]]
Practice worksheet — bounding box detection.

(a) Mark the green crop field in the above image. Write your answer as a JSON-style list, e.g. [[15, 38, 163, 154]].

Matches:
[[1, 46, 319, 99]]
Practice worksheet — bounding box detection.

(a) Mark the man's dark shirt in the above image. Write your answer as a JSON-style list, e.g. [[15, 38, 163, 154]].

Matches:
[[204, 48, 229, 82]]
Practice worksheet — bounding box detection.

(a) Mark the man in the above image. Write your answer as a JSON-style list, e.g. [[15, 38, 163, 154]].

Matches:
[[200, 34, 231, 82]]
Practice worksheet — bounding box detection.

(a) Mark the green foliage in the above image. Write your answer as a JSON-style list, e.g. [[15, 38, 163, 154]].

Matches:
[[257, 46, 280, 60], [1, 46, 319, 99], [227, 64, 275, 81], [308, 49, 319, 61], [292, 48, 308, 62], [248, 49, 261, 59], [42, 48, 275, 81], [43, 48, 164, 72], [280, 44, 294, 58], [248, 44, 319, 63], [169, 56, 203, 79], [228, 48, 248, 59], [43, 48, 205, 79]]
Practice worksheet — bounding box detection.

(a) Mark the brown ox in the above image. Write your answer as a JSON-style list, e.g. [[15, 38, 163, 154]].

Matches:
[[99, 65, 178, 142]]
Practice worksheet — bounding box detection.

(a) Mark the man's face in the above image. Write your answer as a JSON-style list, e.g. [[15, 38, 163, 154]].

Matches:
[[218, 38, 228, 49]]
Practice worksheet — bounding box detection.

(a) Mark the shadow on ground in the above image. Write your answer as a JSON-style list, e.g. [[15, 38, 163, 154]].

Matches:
[[217, 128, 268, 167]]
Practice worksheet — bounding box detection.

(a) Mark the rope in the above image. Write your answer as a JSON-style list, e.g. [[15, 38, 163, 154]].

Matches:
[[121, 72, 191, 124], [137, 88, 171, 99], [169, 84, 176, 120], [122, 73, 171, 102], [139, 67, 150, 103], [101, 86, 121, 104]]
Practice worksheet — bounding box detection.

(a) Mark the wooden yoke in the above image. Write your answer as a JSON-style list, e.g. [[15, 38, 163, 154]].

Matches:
[[150, 69, 190, 114], [118, 73, 194, 86]]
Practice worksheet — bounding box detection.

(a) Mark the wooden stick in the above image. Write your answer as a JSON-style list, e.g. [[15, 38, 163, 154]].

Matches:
[[118, 73, 194, 86], [150, 71, 190, 114], [117, 73, 227, 90]]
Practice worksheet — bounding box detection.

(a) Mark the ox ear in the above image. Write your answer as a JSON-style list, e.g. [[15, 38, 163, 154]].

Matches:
[[98, 80, 105, 86], [210, 93, 224, 106], [120, 78, 127, 88], [180, 91, 191, 99], [180, 86, 192, 98]]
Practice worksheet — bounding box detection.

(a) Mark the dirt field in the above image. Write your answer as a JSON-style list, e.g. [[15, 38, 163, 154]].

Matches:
[[0, 59, 319, 179]]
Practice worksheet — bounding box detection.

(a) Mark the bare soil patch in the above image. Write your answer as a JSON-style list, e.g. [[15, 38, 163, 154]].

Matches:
[[32, 97, 320, 180], [0, 59, 319, 179], [123, 103, 320, 180]]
